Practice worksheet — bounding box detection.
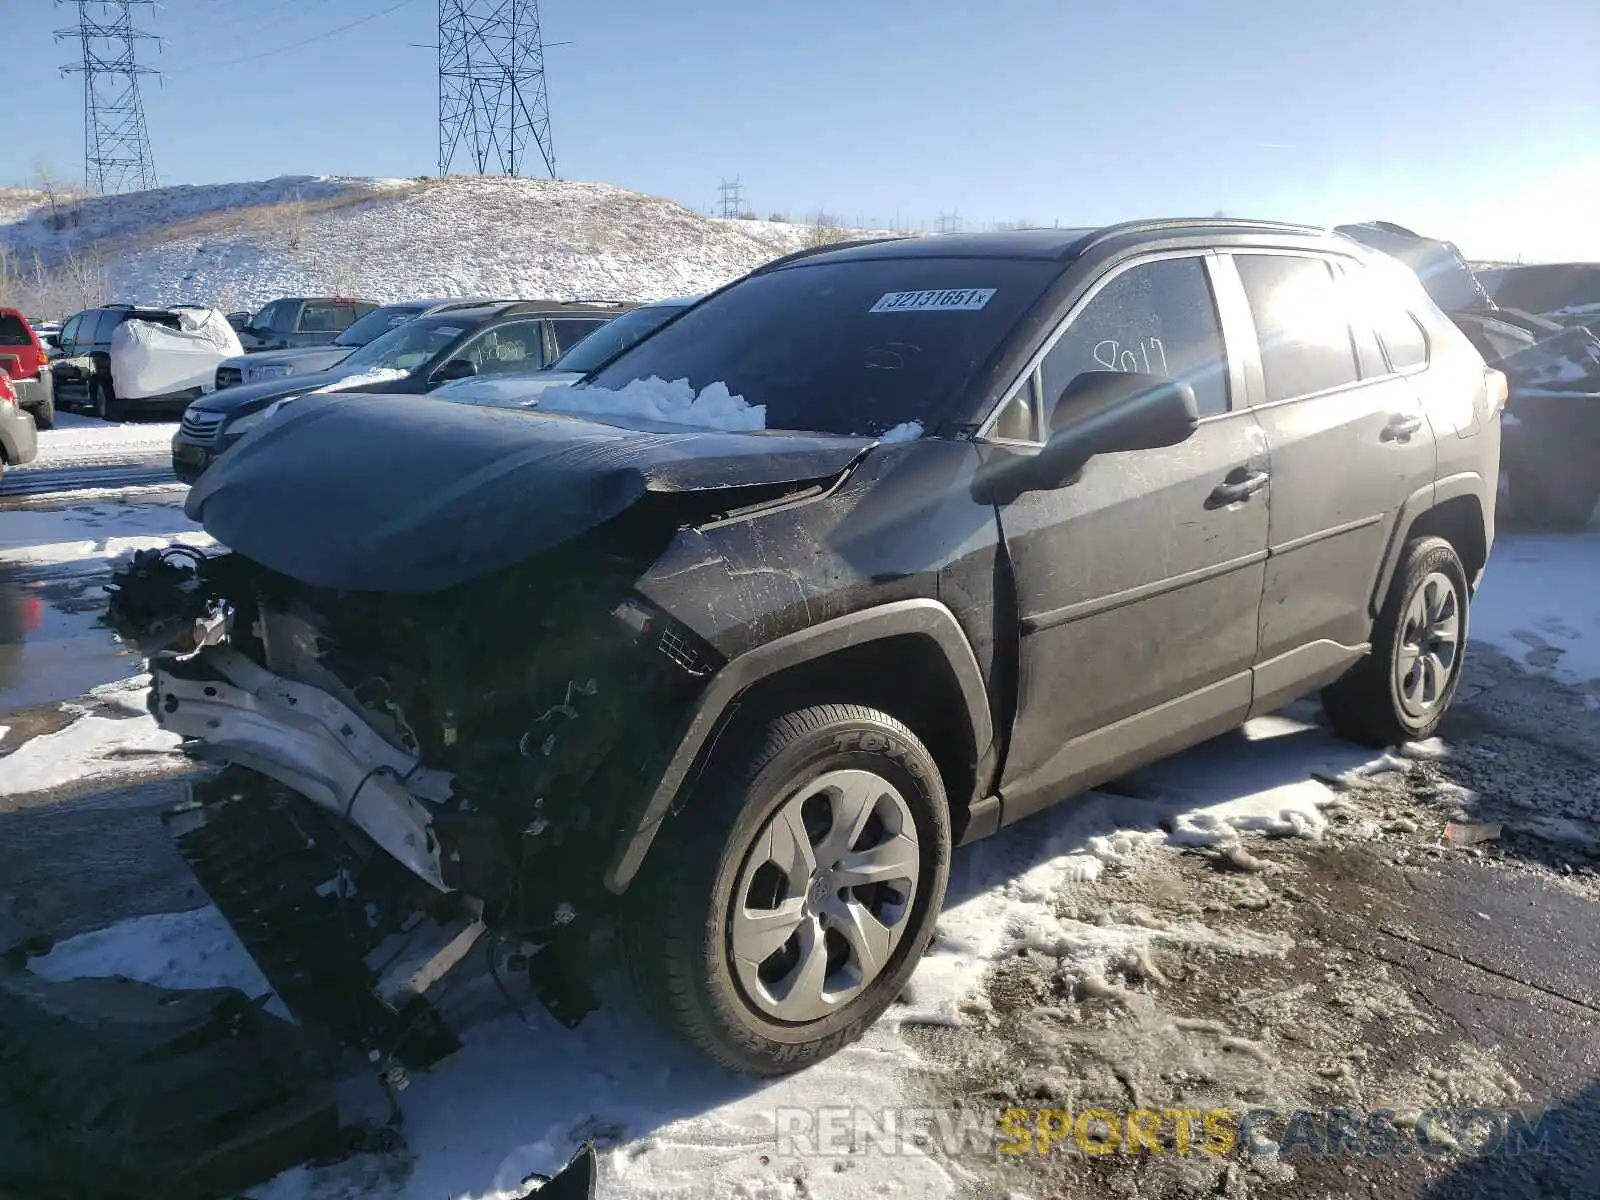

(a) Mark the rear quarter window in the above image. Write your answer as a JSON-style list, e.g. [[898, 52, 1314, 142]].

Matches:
[[0, 314, 31, 346]]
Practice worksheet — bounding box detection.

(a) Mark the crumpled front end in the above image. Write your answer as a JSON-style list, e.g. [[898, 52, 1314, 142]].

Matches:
[[108, 518, 723, 1062]]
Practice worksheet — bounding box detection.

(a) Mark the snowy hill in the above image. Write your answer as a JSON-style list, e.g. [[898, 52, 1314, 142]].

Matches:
[[0, 175, 890, 313]]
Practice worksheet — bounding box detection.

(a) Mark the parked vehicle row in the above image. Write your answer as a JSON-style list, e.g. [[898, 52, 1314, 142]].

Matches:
[[124, 218, 1507, 1079], [172, 300, 630, 481]]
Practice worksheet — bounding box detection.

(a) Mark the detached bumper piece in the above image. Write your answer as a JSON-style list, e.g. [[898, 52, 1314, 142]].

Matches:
[[0, 970, 338, 1200], [166, 768, 464, 1071]]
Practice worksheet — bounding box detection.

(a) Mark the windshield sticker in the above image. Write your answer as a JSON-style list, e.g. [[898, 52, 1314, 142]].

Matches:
[[870, 288, 995, 314], [432, 326, 464, 337]]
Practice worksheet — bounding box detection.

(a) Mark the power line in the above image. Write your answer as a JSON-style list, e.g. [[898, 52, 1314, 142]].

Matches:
[[164, 0, 422, 75], [438, 0, 557, 179], [55, 0, 159, 194]]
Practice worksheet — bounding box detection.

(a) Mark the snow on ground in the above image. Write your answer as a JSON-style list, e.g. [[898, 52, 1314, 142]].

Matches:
[[0, 494, 205, 767], [30, 905, 277, 1004], [26, 412, 179, 470], [0, 494, 212, 568], [1, 175, 899, 313], [1470, 527, 1600, 686], [0, 704, 180, 796]]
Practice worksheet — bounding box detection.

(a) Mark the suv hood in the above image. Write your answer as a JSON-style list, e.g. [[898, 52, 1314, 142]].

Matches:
[[186, 392, 874, 592], [188, 360, 373, 415], [220, 344, 357, 372]]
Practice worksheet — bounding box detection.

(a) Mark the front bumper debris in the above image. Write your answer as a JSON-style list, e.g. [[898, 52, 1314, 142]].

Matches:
[[152, 645, 454, 892]]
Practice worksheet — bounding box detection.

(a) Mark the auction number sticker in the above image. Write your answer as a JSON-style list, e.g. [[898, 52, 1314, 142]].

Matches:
[[870, 288, 996, 313]]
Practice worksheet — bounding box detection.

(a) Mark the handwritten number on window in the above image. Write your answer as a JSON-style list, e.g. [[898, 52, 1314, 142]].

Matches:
[[1092, 336, 1169, 377]]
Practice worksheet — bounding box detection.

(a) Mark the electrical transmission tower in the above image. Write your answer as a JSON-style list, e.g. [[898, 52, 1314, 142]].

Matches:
[[438, 0, 556, 179], [717, 178, 746, 219], [56, 0, 160, 194]]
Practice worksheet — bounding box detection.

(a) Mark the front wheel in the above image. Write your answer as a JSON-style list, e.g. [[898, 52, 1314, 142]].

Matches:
[[1323, 535, 1470, 747], [623, 703, 951, 1076]]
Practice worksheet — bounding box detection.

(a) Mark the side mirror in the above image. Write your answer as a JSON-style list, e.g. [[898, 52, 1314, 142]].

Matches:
[[432, 358, 478, 384], [975, 371, 1200, 503]]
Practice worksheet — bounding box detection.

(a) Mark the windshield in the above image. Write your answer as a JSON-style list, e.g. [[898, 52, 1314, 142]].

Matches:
[[585, 257, 1059, 436], [333, 304, 425, 347], [339, 315, 467, 373], [550, 303, 690, 374]]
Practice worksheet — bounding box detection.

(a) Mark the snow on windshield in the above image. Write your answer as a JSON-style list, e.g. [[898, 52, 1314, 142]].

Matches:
[[448, 375, 930, 439], [309, 367, 410, 394], [536, 376, 766, 432]]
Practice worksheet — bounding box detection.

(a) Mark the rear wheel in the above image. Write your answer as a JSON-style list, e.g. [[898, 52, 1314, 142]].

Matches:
[[91, 375, 120, 422], [623, 703, 951, 1076], [1323, 535, 1469, 747], [31, 389, 55, 431]]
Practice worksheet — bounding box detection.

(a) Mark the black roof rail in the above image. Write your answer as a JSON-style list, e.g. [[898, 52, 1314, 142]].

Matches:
[[1075, 216, 1326, 255], [751, 236, 906, 274]]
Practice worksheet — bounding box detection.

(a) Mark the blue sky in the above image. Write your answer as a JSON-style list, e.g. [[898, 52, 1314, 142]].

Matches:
[[5, 0, 1597, 259]]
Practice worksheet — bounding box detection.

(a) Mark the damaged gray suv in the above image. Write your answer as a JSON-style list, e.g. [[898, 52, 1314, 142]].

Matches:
[[110, 220, 1504, 1078]]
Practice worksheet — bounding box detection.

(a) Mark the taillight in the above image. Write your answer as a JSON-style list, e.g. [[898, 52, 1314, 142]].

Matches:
[[1485, 367, 1509, 417], [0, 370, 15, 406]]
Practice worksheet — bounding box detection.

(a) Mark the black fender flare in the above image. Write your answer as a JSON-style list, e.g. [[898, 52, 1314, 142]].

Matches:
[[603, 598, 993, 893], [1368, 471, 1492, 615]]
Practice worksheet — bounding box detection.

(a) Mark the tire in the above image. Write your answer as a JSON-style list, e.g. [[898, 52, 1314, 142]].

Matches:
[[623, 703, 951, 1076], [31, 388, 55, 431], [1506, 461, 1598, 530], [92, 374, 120, 422], [1322, 536, 1470, 747]]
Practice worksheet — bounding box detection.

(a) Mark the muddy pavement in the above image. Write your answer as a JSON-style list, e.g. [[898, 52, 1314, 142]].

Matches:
[[908, 647, 1600, 1199]]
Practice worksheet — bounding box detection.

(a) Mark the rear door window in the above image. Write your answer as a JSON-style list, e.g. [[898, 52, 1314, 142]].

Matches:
[[1038, 254, 1232, 421], [90, 310, 124, 345], [1234, 254, 1360, 403]]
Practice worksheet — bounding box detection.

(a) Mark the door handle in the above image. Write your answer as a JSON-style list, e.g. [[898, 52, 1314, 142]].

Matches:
[[1382, 413, 1423, 441], [1209, 469, 1270, 506]]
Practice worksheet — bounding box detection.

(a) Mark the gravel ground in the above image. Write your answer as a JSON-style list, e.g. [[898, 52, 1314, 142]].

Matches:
[[902, 648, 1600, 1199]]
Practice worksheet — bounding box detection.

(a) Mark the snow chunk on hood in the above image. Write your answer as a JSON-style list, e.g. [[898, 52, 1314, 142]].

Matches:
[[309, 367, 411, 394], [877, 420, 924, 443], [536, 375, 767, 432]]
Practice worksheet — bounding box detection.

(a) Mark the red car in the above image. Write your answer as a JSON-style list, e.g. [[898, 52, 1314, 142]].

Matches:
[[0, 307, 54, 430]]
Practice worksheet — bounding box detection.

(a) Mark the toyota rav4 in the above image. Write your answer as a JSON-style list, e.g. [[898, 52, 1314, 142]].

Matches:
[[110, 220, 1503, 1079]]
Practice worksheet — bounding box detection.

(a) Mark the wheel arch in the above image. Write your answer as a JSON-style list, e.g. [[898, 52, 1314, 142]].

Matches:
[[1370, 474, 1491, 616], [603, 599, 994, 894]]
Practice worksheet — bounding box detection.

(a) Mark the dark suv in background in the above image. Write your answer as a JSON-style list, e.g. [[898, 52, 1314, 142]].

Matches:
[[233, 296, 380, 352], [50, 304, 190, 419], [172, 300, 628, 481]]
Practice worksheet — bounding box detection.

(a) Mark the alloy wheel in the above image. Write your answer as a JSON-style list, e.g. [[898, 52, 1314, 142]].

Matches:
[[1395, 569, 1461, 720], [729, 768, 920, 1023]]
